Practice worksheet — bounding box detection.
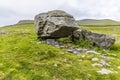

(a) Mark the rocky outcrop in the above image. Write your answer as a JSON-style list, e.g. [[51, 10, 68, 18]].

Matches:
[[73, 29, 115, 49], [34, 10, 79, 39], [34, 10, 115, 49]]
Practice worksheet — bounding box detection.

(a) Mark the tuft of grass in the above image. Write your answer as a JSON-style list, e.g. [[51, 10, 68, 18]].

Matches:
[[73, 39, 94, 48]]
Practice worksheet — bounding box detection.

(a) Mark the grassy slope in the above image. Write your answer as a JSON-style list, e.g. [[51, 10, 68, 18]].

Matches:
[[0, 24, 120, 80], [17, 20, 34, 24]]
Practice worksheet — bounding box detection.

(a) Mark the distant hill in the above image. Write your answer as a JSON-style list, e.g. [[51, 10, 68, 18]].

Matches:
[[77, 19, 120, 26], [17, 20, 34, 24]]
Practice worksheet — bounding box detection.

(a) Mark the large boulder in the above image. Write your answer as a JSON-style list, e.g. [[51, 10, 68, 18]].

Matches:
[[73, 29, 115, 49], [34, 10, 79, 39]]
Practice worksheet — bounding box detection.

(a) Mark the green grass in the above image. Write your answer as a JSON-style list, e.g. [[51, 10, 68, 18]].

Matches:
[[0, 24, 120, 80]]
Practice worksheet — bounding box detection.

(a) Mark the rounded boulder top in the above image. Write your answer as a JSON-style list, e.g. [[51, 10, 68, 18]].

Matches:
[[47, 10, 73, 18]]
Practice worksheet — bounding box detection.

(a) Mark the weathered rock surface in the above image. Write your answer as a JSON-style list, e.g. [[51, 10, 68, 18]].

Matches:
[[34, 10, 79, 39], [73, 29, 115, 49]]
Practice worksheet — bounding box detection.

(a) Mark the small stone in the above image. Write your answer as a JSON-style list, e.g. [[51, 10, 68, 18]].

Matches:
[[68, 48, 89, 54], [97, 68, 113, 74], [82, 49, 89, 52], [92, 63, 102, 67], [86, 50, 100, 54], [73, 51, 79, 54], [68, 49, 74, 53], [59, 46, 65, 49], [75, 48, 83, 52], [92, 58, 99, 61], [100, 60, 106, 66], [54, 64, 57, 67], [43, 39, 60, 46]]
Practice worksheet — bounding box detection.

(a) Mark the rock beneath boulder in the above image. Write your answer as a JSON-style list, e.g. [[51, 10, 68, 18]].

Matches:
[[73, 29, 115, 49], [34, 10, 79, 39], [42, 39, 60, 47]]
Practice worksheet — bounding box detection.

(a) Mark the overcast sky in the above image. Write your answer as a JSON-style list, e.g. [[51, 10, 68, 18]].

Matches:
[[0, 0, 120, 26]]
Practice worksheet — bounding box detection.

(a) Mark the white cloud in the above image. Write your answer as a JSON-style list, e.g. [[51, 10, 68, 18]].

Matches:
[[0, 0, 120, 26]]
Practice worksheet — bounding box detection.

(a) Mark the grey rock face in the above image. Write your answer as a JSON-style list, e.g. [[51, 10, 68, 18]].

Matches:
[[34, 10, 79, 39], [73, 29, 115, 49]]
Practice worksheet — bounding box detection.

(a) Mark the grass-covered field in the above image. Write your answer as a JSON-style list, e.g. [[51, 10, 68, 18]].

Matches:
[[0, 24, 120, 80]]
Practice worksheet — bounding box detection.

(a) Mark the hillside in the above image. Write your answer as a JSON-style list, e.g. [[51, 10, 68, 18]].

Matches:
[[77, 19, 120, 26], [17, 20, 34, 24], [0, 23, 120, 80]]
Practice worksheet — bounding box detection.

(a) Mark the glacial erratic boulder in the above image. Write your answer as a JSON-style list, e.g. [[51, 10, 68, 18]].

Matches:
[[34, 10, 115, 49], [34, 10, 79, 39], [73, 29, 115, 49]]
